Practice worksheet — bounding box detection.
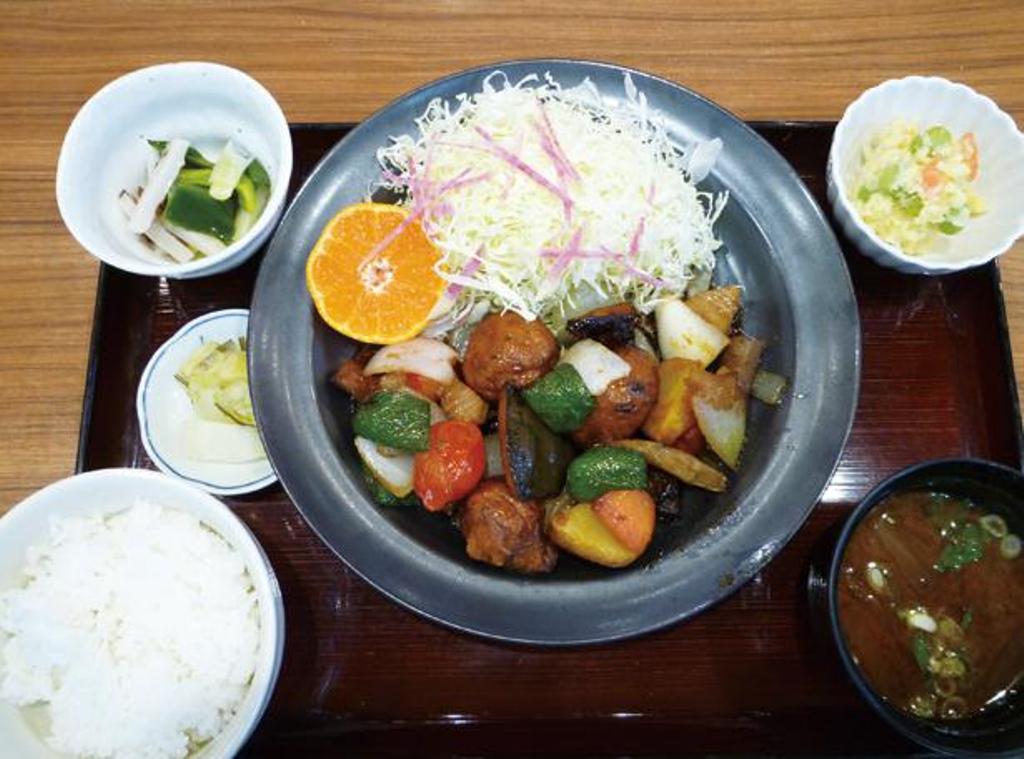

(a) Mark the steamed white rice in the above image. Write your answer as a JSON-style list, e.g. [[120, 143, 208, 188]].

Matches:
[[0, 500, 259, 759]]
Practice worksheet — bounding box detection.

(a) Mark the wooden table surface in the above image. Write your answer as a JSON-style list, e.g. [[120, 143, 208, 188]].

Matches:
[[1, 0, 1023, 510]]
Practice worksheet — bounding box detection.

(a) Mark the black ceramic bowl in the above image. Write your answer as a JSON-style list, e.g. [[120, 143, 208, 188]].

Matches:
[[829, 458, 1024, 756]]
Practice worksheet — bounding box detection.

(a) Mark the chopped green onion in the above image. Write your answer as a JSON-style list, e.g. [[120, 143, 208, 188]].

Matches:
[[909, 134, 924, 153], [1001, 534, 1022, 559], [866, 563, 887, 591], [857, 186, 872, 202], [960, 608, 973, 630], [980, 514, 1008, 538], [912, 634, 931, 673], [936, 220, 963, 235]]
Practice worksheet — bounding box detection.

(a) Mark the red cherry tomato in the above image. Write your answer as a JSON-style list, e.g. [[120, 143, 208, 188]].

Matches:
[[414, 420, 485, 511]]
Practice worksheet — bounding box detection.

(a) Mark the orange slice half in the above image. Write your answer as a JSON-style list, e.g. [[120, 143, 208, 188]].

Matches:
[[305, 203, 446, 344]]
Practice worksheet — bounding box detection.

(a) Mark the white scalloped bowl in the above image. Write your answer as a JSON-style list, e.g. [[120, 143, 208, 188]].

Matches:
[[828, 76, 1024, 274]]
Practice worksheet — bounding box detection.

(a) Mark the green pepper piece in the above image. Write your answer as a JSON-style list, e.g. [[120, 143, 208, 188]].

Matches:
[[162, 184, 237, 243], [926, 125, 952, 149], [909, 134, 924, 154], [912, 634, 931, 673], [856, 186, 872, 203], [936, 220, 963, 235], [499, 387, 574, 500], [245, 159, 271, 191], [522, 364, 595, 434], [176, 168, 213, 187], [361, 464, 421, 506], [877, 163, 899, 192], [148, 139, 214, 169], [567, 446, 648, 502], [353, 390, 431, 452]]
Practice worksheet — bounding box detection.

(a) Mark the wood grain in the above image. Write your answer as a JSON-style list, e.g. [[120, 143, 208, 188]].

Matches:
[[1, 0, 1023, 508]]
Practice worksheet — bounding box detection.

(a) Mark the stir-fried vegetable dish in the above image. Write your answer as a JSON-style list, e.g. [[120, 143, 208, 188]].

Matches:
[[333, 291, 785, 573], [838, 490, 1024, 720]]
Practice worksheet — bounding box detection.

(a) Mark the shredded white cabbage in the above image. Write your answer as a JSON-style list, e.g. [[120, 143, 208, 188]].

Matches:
[[376, 71, 727, 335]]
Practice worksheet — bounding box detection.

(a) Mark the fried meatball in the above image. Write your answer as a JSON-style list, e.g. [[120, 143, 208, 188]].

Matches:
[[460, 479, 558, 574], [572, 345, 659, 446], [462, 313, 559, 402]]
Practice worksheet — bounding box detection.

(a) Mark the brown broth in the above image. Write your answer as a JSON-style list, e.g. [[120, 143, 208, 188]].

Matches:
[[838, 490, 1024, 721]]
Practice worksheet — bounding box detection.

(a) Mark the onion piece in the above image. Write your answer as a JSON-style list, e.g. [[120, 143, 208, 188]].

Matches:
[[560, 338, 630, 396], [363, 338, 458, 384], [130, 138, 188, 234], [118, 191, 193, 263], [655, 299, 729, 367], [751, 369, 788, 406], [355, 436, 414, 497]]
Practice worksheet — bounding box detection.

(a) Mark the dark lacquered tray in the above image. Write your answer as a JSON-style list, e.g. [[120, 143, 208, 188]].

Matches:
[[76, 123, 1023, 756]]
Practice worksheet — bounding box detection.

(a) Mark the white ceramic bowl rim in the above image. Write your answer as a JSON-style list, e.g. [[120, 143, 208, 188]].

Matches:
[[0, 467, 284, 759], [55, 61, 292, 277], [136, 308, 278, 496], [830, 75, 1024, 273]]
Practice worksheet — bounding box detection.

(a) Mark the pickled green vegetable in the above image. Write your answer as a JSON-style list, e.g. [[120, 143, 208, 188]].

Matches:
[[148, 139, 213, 169], [567, 446, 648, 502], [209, 141, 252, 201], [162, 184, 237, 243], [352, 391, 431, 452], [176, 338, 254, 426]]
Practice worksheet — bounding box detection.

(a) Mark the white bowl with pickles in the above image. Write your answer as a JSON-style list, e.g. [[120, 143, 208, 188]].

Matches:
[[56, 62, 292, 278], [137, 309, 277, 495], [828, 76, 1024, 274]]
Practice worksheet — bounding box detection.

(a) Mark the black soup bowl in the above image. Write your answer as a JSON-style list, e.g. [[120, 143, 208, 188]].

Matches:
[[829, 458, 1024, 756]]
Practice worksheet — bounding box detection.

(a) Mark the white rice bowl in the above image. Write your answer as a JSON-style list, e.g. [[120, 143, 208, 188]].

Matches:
[[0, 469, 283, 759]]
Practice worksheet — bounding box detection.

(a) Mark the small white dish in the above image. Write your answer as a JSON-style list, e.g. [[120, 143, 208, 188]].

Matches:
[[0, 468, 284, 759], [138, 308, 277, 495], [56, 61, 292, 279], [828, 76, 1024, 274]]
